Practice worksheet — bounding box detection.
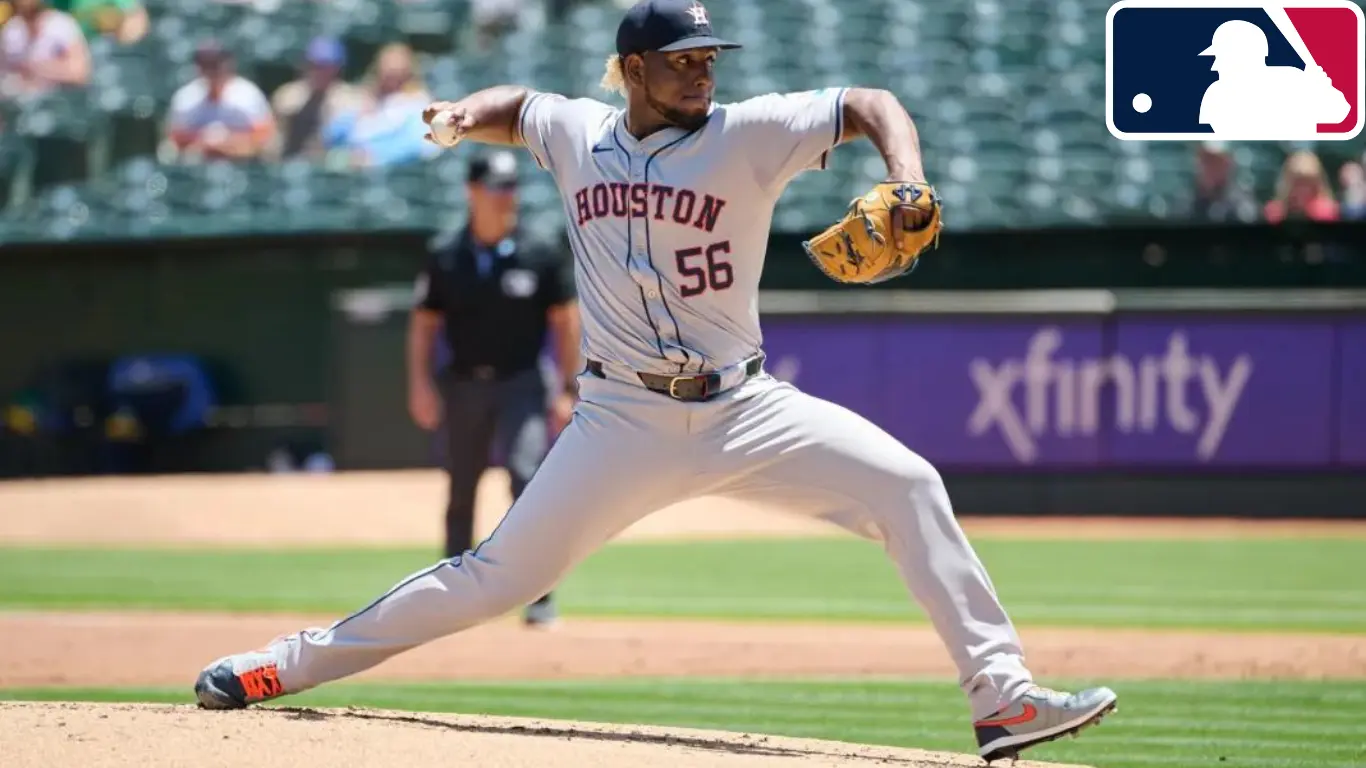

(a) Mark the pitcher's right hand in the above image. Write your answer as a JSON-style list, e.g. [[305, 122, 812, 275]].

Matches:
[[423, 101, 474, 147]]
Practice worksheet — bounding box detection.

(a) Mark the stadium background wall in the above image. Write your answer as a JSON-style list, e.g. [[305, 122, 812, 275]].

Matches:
[[2, 222, 1364, 517]]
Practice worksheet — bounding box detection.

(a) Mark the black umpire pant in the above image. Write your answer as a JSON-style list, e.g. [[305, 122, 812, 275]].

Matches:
[[438, 365, 553, 605]]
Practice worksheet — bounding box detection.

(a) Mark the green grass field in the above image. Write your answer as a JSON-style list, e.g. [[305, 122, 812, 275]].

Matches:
[[1, 537, 1363, 631], [4, 534, 1364, 767], [4, 678, 1364, 768]]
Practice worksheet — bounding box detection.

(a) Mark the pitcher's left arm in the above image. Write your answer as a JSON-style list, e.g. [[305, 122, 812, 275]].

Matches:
[[839, 88, 926, 183]]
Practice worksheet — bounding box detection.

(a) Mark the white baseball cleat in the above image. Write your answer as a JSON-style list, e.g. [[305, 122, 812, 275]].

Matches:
[[974, 685, 1118, 762], [194, 649, 288, 710]]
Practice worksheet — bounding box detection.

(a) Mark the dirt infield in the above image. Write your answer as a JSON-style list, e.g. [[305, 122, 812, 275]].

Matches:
[[2, 470, 1358, 767], [1, 702, 1095, 768], [2, 470, 1358, 690], [2, 611, 1360, 689], [2, 470, 1363, 548]]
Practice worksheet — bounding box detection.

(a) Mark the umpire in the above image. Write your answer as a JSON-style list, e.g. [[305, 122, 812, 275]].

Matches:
[[407, 149, 580, 629]]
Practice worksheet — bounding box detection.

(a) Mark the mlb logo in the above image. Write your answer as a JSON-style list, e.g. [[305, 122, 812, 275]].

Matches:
[[1106, 0, 1365, 140]]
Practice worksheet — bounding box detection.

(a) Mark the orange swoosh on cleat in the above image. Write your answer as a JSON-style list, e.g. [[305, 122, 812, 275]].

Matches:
[[976, 702, 1037, 728], [237, 665, 283, 701]]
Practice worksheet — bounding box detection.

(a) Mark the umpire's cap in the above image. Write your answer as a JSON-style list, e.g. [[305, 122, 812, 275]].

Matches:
[[616, 0, 741, 58], [468, 150, 519, 190]]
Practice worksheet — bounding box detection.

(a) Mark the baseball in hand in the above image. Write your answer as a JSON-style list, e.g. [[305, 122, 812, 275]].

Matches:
[[429, 109, 464, 148]]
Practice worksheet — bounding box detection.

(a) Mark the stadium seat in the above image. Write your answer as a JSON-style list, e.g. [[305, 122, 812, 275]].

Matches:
[[2, 0, 1362, 243]]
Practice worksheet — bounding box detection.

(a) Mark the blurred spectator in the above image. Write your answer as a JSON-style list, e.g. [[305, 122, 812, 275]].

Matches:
[[51, 0, 147, 44], [270, 36, 364, 161], [1178, 142, 1258, 223], [1264, 150, 1339, 224], [163, 41, 276, 163], [0, 0, 91, 98], [545, 0, 582, 22], [468, 0, 520, 50], [1338, 161, 1366, 220], [321, 42, 434, 169]]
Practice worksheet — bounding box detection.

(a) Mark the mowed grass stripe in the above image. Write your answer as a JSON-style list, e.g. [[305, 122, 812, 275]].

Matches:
[[562, 595, 1366, 626], [1073, 742, 1366, 768], [1101, 734, 1351, 752], [0, 537, 1361, 631], [361, 677, 1366, 731], [1096, 755, 1365, 768], [1124, 703, 1366, 728], [1087, 679, 1366, 704], [1020, 585, 1366, 607], [4, 679, 1364, 768]]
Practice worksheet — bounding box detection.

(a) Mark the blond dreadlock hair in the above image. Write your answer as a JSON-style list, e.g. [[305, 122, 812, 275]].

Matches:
[[600, 54, 628, 99]]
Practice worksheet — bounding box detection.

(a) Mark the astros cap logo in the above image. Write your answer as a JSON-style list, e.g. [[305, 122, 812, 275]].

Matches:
[[1106, 0, 1365, 140], [688, 2, 709, 26]]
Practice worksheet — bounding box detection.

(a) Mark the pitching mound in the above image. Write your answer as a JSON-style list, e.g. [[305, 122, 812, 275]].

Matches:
[[2, 701, 1093, 768]]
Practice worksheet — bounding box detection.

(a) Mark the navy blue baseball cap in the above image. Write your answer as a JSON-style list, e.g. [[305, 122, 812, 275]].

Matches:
[[616, 0, 741, 57]]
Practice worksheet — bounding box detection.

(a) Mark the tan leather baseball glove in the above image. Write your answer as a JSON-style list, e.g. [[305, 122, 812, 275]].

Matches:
[[801, 181, 943, 285]]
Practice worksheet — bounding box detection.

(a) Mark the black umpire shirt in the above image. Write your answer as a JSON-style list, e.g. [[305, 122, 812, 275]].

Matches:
[[415, 227, 576, 378]]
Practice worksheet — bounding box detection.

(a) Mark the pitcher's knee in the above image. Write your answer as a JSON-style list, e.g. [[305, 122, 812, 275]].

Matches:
[[888, 449, 945, 492], [452, 555, 560, 619], [875, 453, 952, 518], [923, 464, 950, 498]]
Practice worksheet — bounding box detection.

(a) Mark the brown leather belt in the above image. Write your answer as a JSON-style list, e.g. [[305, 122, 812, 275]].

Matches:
[[586, 355, 765, 402]]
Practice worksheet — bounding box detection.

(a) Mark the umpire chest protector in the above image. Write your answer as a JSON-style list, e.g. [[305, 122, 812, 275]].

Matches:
[[422, 227, 563, 380]]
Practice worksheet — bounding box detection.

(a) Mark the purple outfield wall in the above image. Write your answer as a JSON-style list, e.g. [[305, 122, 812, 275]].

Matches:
[[759, 316, 1366, 469]]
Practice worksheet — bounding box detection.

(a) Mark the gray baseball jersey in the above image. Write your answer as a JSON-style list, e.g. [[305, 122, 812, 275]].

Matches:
[[254, 88, 1040, 725], [517, 88, 847, 374]]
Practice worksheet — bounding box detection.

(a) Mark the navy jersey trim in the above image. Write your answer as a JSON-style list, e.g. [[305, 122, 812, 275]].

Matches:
[[644, 128, 703, 373], [313, 457, 530, 641], [610, 123, 669, 361], [309, 558, 450, 641]]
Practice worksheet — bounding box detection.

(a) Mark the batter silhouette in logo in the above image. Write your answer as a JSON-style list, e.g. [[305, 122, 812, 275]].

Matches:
[[1198, 19, 1350, 138], [1106, 0, 1365, 141]]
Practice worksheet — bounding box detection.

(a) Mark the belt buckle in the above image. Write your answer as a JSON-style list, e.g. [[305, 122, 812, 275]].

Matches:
[[667, 376, 690, 400]]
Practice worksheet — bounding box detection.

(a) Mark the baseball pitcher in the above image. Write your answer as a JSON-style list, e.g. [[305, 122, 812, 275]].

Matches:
[[194, 1, 1118, 761]]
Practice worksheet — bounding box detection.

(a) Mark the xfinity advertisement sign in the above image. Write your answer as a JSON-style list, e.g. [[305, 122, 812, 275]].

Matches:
[[966, 327, 1252, 463], [760, 317, 1358, 469]]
